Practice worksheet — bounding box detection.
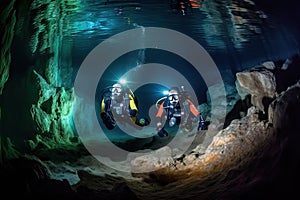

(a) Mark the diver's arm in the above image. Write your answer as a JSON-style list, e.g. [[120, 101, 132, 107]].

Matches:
[[186, 99, 207, 130], [156, 102, 165, 130], [156, 101, 164, 118], [100, 98, 110, 120], [128, 94, 138, 117], [187, 99, 200, 116], [100, 99, 106, 114]]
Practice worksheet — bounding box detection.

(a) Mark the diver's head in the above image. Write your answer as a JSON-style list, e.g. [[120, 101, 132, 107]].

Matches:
[[168, 87, 180, 104], [112, 83, 123, 98]]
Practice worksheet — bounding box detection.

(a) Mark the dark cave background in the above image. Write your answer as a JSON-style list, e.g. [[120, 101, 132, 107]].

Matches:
[[1, 0, 300, 199]]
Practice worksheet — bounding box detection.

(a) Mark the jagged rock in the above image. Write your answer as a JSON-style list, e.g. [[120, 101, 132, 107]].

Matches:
[[268, 83, 300, 133], [30, 70, 75, 148], [203, 81, 240, 124], [261, 61, 276, 70], [235, 79, 250, 100], [0, 136, 20, 163], [236, 68, 276, 113], [131, 146, 173, 173], [281, 58, 292, 70], [273, 55, 300, 93]]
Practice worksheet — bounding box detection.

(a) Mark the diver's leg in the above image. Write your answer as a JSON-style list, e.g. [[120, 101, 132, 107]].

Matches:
[[101, 111, 116, 130]]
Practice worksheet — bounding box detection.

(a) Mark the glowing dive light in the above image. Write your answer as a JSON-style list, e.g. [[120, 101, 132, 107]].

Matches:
[[119, 78, 127, 85], [162, 90, 169, 95]]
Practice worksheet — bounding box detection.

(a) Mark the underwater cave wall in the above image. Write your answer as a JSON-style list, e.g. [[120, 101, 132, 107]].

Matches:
[[0, 0, 34, 159], [0, 0, 80, 154], [28, 0, 78, 150], [0, 0, 17, 95]]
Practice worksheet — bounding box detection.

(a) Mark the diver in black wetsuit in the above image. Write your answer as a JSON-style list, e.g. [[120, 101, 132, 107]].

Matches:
[[170, 0, 193, 15]]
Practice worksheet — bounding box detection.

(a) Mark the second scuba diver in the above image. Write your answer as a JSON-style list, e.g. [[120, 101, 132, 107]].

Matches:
[[155, 86, 207, 137]]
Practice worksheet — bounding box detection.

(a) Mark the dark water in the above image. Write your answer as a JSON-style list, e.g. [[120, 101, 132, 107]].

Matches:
[[65, 0, 299, 70], [62, 0, 299, 125]]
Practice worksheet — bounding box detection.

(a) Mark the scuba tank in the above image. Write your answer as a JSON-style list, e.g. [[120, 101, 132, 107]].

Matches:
[[165, 96, 181, 127], [179, 85, 192, 126]]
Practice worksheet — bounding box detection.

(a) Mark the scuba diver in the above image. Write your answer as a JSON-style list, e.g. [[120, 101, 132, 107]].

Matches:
[[100, 82, 149, 130], [170, 0, 193, 16], [155, 86, 207, 137]]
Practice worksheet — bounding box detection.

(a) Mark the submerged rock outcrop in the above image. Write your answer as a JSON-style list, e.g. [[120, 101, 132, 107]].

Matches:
[[129, 55, 300, 199]]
